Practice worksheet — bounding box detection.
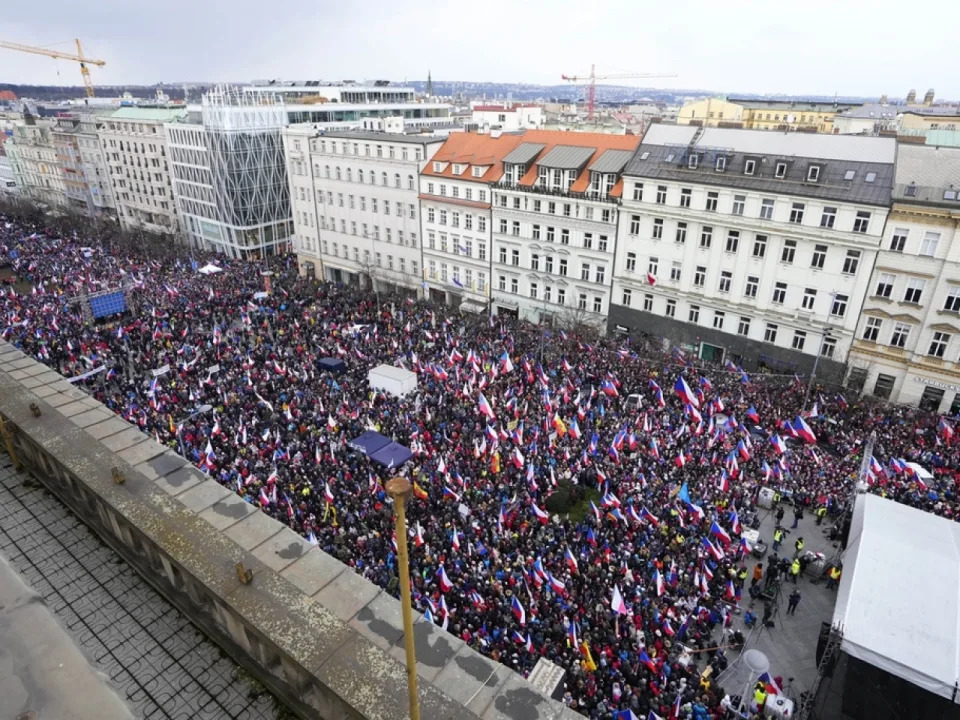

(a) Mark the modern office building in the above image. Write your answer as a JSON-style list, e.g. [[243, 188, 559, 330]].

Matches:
[[846, 144, 960, 410], [99, 106, 187, 234], [488, 131, 642, 327], [420, 131, 527, 310], [610, 125, 895, 377], [284, 127, 444, 295]]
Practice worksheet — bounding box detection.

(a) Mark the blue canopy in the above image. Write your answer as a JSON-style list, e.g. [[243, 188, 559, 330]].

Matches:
[[349, 431, 390, 456], [370, 442, 413, 469], [317, 357, 346, 375]]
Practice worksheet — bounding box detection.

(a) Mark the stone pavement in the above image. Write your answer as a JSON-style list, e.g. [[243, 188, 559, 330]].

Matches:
[[0, 457, 282, 720], [728, 500, 842, 699]]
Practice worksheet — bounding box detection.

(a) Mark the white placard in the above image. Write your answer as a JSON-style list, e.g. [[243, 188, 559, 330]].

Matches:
[[152, 364, 171, 377], [527, 657, 565, 697]]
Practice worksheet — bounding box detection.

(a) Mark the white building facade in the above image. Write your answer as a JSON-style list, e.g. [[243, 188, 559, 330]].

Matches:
[[471, 104, 544, 132], [489, 132, 641, 327], [847, 144, 960, 412], [5, 116, 65, 207], [99, 107, 187, 234], [285, 128, 443, 295], [51, 112, 115, 216], [609, 125, 895, 377]]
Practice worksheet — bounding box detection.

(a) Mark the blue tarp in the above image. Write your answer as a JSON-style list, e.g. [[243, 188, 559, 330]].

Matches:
[[349, 431, 390, 456], [89, 291, 127, 319], [317, 357, 347, 375], [370, 442, 413, 469]]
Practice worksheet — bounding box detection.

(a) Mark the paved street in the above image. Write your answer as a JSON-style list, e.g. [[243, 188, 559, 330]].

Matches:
[[0, 457, 281, 720]]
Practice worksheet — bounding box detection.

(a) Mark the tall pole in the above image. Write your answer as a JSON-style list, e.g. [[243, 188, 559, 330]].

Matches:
[[386, 477, 420, 720], [803, 330, 830, 412]]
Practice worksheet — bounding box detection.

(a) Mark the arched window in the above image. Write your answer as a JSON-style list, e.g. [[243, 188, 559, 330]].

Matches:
[[408, 175, 415, 190], [335, 167, 342, 180], [346, 168, 352, 182], [325, 165, 330, 178], [394, 173, 401, 188], [358, 169, 364, 183]]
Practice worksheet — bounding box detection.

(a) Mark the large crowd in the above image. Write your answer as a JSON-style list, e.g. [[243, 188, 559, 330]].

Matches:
[[2, 216, 957, 719]]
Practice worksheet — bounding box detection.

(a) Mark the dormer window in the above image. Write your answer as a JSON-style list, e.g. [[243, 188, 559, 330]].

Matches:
[[807, 165, 821, 182], [688, 154, 699, 169], [452, 163, 467, 175], [715, 156, 727, 172], [904, 184, 917, 197], [432, 161, 444, 173], [775, 162, 787, 178], [538, 166, 548, 186], [744, 159, 756, 176], [472, 165, 486, 178]]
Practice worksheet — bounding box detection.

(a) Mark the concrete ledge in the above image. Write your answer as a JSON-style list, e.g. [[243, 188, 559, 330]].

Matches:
[[0, 339, 581, 720]]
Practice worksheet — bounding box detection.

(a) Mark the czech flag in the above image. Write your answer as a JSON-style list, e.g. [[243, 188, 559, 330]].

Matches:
[[770, 434, 787, 454], [647, 272, 657, 286], [601, 379, 619, 397], [747, 405, 760, 423], [674, 376, 699, 408], [793, 415, 817, 444], [653, 569, 665, 597], [477, 392, 496, 420], [512, 596, 526, 626], [324, 482, 335, 504], [437, 565, 453, 593], [531, 502, 550, 524], [641, 506, 659, 526], [737, 439, 751, 461], [611, 584, 629, 615], [565, 547, 579, 573], [569, 418, 582, 440], [701, 535, 724, 560], [548, 573, 566, 595], [729, 509, 742, 534], [710, 520, 732, 545], [940, 417, 955, 441]]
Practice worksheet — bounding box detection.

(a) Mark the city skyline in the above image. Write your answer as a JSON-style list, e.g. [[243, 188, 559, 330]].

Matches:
[[3, 0, 959, 99]]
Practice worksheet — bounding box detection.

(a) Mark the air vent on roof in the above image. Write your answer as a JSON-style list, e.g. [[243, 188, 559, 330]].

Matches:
[[905, 184, 917, 197], [844, 170, 856, 181]]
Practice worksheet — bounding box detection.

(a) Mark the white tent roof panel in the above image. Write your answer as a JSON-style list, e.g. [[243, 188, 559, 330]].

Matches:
[[833, 494, 960, 701]]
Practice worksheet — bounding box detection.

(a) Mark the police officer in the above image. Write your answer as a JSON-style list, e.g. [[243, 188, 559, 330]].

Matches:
[[794, 536, 805, 558], [826, 564, 842, 590], [772, 527, 786, 552], [816, 505, 828, 525], [790, 557, 801, 584]]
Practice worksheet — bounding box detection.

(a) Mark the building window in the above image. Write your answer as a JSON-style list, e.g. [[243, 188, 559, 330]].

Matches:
[[511, 221, 520, 236], [633, 183, 643, 201], [863, 317, 882, 342], [700, 226, 713, 248], [831, 293, 848, 317], [670, 262, 681, 282], [652, 219, 663, 240], [944, 286, 960, 312], [811, 244, 827, 269], [705, 192, 718, 212], [649, 257, 659, 276], [789, 203, 805, 224], [557, 288, 565, 305], [872, 272, 895, 298], [792, 330, 807, 350], [531, 254, 540, 271], [643, 293, 653, 311], [797, 287, 815, 311], [578, 293, 587, 310], [656, 185, 667, 204], [530, 282, 538, 299], [593, 296, 603, 313], [544, 256, 553, 274], [891, 323, 911, 348], [775, 162, 787, 178], [688, 154, 699, 169], [560, 229, 569, 245], [511, 249, 520, 266], [752, 235, 767, 258], [596, 266, 606, 284], [625, 252, 637, 272], [807, 165, 821, 182], [622, 288, 632, 306], [843, 249, 861, 275], [630, 215, 641, 235], [689, 305, 700, 323], [920, 231, 941, 256], [780, 239, 796, 264], [821, 336, 837, 358], [498, 247, 507, 264], [725, 230, 740, 253], [930, 332, 950, 358], [853, 211, 871, 234], [890, 228, 908, 253], [738, 317, 751, 336], [732, 195, 746, 215], [581, 263, 591, 281], [904, 278, 925, 304], [744, 275, 759, 298], [772, 282, 787, 304], [599, 235, 609, 252], [694, 266, 706, 287], [666, 299, 676, 318], [584, 233, 593, 249], [820, 206, 837, 229], [744, 159, 756, 176], [717, 270, 732, 293], [680, 188, 692, 208], [558, 258, 567, 276], [715, 156, 727, 172], [759, 198, 775, 220], [713, 310, 725, 329], [764, 323, 778, 343], [675, 222, 687, 244]]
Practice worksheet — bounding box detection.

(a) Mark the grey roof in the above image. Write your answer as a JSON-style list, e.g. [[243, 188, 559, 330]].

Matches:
[[627, 125, 896, 206], [900, 106, 960, 117], [727, 97, 862, 111], [893, 144, 960, 206], [538, 145, 596, 170], [838, 103, 899, 120], [502, 142, 546, 165], [309, 129, 445, 145], [588, 149, 635, 174]]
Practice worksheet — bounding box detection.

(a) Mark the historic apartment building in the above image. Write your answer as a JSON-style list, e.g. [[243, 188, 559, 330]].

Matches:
[[847, 144, 960, 411], [420, 131, 525, 310], [285, 128, 444, 296], [489, 131, 641, 327], [610, 125, 895, 377]]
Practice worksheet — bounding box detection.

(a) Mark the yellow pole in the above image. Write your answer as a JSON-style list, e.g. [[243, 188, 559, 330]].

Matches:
[[386, 477, 420, 720]]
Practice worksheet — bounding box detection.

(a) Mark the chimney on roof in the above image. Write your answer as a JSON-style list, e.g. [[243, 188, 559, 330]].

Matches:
[[879, 94, 888, 105], [924, 89, 935, 106], [906, 89, 917, 104]]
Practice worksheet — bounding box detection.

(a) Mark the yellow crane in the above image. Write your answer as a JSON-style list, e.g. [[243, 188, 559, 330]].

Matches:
[[0, 38, 106, 97]]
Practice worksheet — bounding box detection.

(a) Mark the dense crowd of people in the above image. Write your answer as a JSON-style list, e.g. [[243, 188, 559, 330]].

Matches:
[[1, 216, 956, 719]]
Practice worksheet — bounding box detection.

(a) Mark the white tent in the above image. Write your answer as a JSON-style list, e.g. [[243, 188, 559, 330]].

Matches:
[[197, 264, 223, 275], [833, 494, 960, 702]]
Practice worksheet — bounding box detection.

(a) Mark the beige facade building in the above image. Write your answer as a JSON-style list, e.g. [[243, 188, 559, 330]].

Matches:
[[5, 114, 65, 207], [676, 98, 744, 127]]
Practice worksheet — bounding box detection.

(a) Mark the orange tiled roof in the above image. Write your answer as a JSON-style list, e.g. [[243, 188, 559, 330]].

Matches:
[[513, 130, 641, 197], [420, 132, 527, 184]]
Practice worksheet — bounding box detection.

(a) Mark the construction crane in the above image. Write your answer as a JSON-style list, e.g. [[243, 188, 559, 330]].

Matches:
[[561, 64, 676, 121], [0, 39, 105, 97]]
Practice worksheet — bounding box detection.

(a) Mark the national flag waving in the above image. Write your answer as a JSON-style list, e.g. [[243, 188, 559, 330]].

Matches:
[[674, 376, 699, 408], [611, 584, 628, 615], [793, 415, 817, 444], [477, 392, 496, 420], [710, 520, 732, 545], [437, 565, 453, 593], [512, 596, 526, 626]]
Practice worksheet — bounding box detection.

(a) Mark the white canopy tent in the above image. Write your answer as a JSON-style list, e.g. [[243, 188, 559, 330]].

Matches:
[[833, 494, 960, 703], [197, 264, 223, 275]]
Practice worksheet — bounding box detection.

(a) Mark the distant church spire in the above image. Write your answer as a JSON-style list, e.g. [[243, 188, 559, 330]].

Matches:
[[426, 70, 434, 98]]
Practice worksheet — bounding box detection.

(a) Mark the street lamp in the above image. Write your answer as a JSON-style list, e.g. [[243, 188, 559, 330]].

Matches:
[[803, 330, 832, 412], [385, 476, 420, 720], [175, 404, 213, 458]]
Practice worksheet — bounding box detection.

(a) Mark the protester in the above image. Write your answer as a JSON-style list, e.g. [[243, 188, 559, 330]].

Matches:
[[2, 216, 957, 720]]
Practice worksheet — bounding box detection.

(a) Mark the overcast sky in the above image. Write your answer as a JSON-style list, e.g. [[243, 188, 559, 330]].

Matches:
[[3, 0, 957, 99]]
